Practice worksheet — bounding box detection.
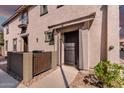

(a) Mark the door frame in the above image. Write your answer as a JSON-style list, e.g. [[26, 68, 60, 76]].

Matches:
[[22, 35, 28, 52], [79, 29, 89, 70], [57, 29, 89, 70]]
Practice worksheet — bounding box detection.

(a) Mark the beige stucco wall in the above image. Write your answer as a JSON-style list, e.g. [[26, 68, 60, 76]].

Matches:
[[88, 6, 108, 68], [4, 16, 22, 56], [107, 6, 120, 64], [26, 5, 100, 52], [4, 5, 120, 69]]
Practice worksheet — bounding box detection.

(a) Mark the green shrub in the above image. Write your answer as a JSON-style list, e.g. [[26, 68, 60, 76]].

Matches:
[[94, 60, 124, 88]]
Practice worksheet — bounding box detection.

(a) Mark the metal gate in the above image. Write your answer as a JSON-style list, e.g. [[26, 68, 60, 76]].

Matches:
[[33, 52, 52, 76], [64, 31, 79, 67], [64, 43, 75, 65]]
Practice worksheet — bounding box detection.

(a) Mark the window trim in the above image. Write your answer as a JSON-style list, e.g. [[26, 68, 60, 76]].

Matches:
[[44, 31, 52, 42], [44, 31, 54, 45], [13, 38, 17, 51], [40, 5, 48, 16]]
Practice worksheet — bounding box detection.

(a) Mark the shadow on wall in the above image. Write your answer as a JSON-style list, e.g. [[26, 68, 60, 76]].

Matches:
[[100, 5, 107, 61]]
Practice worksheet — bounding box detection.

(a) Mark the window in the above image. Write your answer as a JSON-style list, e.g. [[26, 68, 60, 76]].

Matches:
[[57, 5, 64, 8], [40, 5, 48, 16], [44, 31, 53, 42], [5, 40, 8, 51], [19, 11, 28, 24], [6, 25, 9, 34], [13, 38, 17, 51]]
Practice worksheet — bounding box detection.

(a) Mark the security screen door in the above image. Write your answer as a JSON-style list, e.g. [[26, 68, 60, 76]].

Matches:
[[64, 31, 79, 67]]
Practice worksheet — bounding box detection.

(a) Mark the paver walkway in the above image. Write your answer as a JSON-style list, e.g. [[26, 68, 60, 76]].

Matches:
[[29, 65, 78, 88], [0, 69, 19, 88]]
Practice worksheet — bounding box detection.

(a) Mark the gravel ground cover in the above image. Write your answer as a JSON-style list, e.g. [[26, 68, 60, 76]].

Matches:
[[70, 71, 98, 88]]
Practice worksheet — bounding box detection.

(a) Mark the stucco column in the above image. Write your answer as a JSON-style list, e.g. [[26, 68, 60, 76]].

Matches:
[[79, 29, 89, 70], [54, 31, 58, 67], [107, 5, 120, 64], [23, 53, 33, 83], [56, 32, 61, 66], [61, 34, 64, 65]]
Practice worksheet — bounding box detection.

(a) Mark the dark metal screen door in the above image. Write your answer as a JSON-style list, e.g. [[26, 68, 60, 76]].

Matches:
[[64, 31, 79, 67], [64, 43, 75, 65]]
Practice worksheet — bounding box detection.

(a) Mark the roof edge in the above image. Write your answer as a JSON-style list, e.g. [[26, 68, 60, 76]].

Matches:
[[2, 5, 30, 27]]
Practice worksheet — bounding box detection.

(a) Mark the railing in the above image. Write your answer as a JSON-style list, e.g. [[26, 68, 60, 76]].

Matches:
[[21, 18, 28, 24], [18, 18, 28, 28]]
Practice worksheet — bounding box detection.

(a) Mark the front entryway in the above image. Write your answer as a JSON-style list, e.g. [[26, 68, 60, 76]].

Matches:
[[64, 31, 79, 68], [22, 36, 28, 52]]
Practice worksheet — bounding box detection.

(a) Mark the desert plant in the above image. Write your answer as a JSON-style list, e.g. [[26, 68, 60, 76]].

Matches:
[[94, 60, 124, 88]]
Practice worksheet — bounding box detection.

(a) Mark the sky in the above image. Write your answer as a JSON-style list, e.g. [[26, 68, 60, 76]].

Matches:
[[0, 5, 20, 25]]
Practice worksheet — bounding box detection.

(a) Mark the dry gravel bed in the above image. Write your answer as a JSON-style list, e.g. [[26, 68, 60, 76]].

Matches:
[[70, 71, 98, 88]]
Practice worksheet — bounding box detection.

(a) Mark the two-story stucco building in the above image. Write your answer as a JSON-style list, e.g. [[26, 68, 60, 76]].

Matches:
[[2, 5, 120, 70]]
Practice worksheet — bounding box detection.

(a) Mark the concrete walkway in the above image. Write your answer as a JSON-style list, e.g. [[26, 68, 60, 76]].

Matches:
[[0, 69, 19, 88], [29, 65, 78, 88], [0, 61, 7, 65]]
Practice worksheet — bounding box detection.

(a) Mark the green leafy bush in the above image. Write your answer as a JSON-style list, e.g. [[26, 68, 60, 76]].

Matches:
[[94, 60, 124, 88]]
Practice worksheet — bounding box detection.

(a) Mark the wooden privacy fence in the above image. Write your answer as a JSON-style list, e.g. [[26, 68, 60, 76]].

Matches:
[[7, 52, 23, 80], [33, 52, 52, 76], [7, 51, 55, 82]]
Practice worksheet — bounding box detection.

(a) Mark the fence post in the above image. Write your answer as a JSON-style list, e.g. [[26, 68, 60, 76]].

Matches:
[[7, 52, 11, 72], [23, 53, 33, 83], [52, 51, 57, 69]]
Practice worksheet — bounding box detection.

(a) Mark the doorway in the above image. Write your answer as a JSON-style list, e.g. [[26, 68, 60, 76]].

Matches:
[[64, 31, 79, 68], [22, 36, 28, 52]]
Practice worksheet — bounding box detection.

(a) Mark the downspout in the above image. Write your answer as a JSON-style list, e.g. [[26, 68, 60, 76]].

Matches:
[[100, 5, 108, 61]]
